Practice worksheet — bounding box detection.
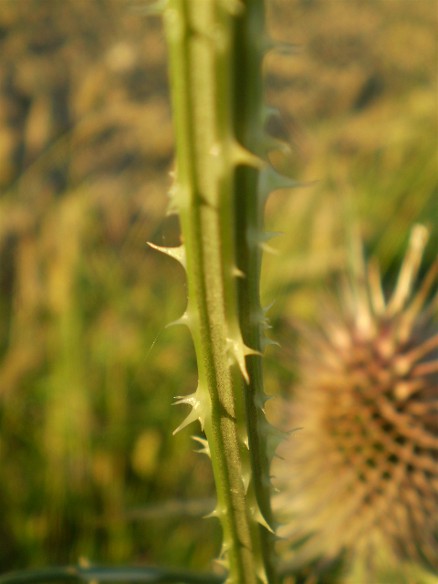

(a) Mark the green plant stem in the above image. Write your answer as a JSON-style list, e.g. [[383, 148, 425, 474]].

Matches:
[[161, 1, 277, 583]]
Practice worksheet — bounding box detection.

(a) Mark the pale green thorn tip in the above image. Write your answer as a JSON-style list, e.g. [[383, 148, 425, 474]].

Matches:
[[258, 167, 299, 201], [226, 337, 250, 383], [256, 563, 269, 584], [192, 435, 210, 456], [165, 311, 190, 330], [232, 141, 265, 169], [266, 425, 286, 458], [262, 231, 283, 242], [172, 407, 200, 435], [243, 343, 262, 358], [264, 135, 291, 157], [147, 242, 186, 268], [250, 499, 275, 534], [261, 336, 280, 350], [254, 393, 271, 413], [173, 390, 205, 434], [232, 265, 245, 278], [246, 227, 282, 249], [262, 300, 276, 314], [234, 340, 262, 383], [173, 393, 197, 407], [259, 241, 280, 255], [204, 505, 221, 520]]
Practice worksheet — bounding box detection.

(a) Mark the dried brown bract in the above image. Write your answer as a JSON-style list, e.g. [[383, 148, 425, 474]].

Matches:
[[275, 225, 437, 581]]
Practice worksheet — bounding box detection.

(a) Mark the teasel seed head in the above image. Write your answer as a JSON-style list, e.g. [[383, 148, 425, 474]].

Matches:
[[275, 225, 438, 581]]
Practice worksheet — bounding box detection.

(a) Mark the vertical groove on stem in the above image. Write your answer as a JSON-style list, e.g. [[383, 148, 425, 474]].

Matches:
[[159, 1, 280, 582]]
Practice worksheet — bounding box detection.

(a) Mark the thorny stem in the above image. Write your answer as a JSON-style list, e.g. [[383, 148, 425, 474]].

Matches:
[[157, 1, 285, 582]]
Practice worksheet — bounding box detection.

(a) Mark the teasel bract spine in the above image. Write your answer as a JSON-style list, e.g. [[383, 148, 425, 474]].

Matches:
[[150, 1, 287, 582], [275, 225, 438, 582]]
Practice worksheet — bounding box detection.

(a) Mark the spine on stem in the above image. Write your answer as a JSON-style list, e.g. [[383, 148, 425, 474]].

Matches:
[[153, 1, 290, 582]]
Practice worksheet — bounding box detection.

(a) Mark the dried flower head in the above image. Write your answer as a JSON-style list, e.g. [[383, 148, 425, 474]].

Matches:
[[275, 225, 438, 581]]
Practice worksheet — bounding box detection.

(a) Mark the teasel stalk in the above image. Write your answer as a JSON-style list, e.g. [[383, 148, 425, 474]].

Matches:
[[275, 225, 438, 582], [149, 1, 293, 582]]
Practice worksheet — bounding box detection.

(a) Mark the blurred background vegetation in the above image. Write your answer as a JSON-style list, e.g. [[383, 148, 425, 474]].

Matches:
[[0, 0, 436, 574]]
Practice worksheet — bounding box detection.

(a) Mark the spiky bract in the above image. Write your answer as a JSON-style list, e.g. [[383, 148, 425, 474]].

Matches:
[[275, 225, 438, 581]]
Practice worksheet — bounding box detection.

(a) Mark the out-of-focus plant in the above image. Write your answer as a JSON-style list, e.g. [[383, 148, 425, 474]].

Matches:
[[275, 225, 438, 583]]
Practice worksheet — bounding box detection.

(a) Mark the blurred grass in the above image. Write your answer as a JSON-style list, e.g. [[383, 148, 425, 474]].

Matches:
[[0, 0, 436, 574]]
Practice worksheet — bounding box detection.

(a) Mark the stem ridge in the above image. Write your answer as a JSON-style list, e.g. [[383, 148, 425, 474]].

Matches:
[[151, 1, 294, 581]]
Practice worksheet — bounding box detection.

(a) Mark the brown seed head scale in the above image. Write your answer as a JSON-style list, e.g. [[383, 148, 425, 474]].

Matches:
[[274, 225, 438, 582]]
